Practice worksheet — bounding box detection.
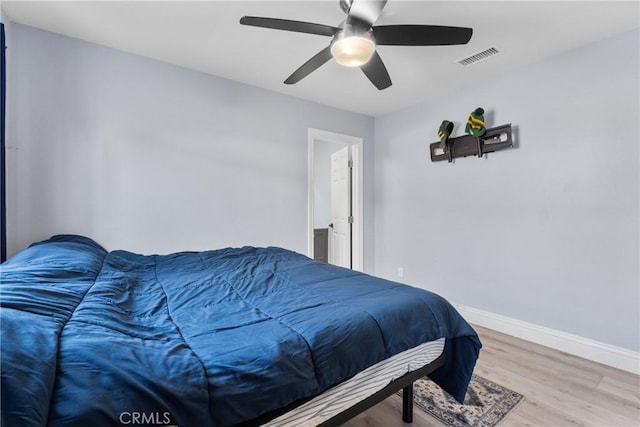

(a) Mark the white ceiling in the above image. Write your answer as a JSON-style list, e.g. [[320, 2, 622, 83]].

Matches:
[[2, 0, 639, 116]]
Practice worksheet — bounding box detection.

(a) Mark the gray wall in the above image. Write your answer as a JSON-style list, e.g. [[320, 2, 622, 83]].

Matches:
[[373, 29, 639, 351], [5, 23, 376, 269]]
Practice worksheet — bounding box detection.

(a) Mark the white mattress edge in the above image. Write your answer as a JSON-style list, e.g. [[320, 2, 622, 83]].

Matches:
[[264, 337, 446, 427]]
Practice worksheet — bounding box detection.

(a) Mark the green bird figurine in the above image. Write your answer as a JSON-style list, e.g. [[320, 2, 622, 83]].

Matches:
[[465, 107, 486, 137], [437, 120, 454, 151]]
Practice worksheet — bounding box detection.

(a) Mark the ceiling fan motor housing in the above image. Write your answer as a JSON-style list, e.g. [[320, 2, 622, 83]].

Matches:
[[339, 0, 354, 14]]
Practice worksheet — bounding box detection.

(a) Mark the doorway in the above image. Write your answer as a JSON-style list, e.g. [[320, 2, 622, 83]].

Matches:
[[307, 128, 363, 271]]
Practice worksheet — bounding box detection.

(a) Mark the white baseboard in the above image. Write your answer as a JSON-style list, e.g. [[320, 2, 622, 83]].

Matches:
[[454, 303, 640, 375]]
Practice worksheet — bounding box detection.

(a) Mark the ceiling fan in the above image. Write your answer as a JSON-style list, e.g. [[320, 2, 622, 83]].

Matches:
[[240, 0, 473, 90]]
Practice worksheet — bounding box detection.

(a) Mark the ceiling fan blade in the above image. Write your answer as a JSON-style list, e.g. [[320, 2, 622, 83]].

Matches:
[[347, 0, 388, 26], [360, 51, 392, 90], [373, 25, 473, 46], [284, 46, 333, 85], [240, 16, 339, 37]]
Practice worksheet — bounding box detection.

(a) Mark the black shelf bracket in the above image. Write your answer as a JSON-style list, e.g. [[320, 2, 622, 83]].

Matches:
[[430, 124, 513, 163]]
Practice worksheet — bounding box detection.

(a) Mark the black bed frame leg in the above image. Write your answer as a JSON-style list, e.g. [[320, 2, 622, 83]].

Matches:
[[402, 384, 413, 423]]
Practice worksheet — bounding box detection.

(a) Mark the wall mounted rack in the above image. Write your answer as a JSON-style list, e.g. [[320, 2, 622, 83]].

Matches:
[[430, 124, 513, 163]]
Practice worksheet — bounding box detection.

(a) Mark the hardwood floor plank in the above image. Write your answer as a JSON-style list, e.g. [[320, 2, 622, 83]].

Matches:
[[502, 400, 584, 427], [475, 325, 638, 386], [476, 344, 603, 390], [345, 325, 640, 427], [596, 375, 640, 404], [481, 364, 637, 426]]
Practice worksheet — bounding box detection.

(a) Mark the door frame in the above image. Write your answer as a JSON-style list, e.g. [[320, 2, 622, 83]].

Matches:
[[307, 128, 364, 271]]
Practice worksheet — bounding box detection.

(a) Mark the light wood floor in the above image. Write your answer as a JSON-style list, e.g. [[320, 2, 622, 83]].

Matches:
[[344, 325, 640, 427]]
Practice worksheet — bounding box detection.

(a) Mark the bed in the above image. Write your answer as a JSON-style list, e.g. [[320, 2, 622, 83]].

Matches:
[[1, 235, 481, 426]]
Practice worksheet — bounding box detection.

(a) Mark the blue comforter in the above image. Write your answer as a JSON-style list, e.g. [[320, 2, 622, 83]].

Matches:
[[1, 235, 480, 427]]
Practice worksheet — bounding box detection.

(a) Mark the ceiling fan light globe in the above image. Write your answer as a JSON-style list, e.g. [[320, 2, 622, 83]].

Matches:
[[331, 36, 376, 67]]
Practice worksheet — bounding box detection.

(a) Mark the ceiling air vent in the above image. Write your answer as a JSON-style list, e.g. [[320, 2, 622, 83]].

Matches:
[[458, 47, 501, 66]]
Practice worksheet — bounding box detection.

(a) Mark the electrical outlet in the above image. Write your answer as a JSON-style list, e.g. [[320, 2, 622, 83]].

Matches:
[[397, 267, 404, 278]]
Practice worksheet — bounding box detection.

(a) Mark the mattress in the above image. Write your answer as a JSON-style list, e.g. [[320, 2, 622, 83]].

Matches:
[[1, 235, 480, 427], [266, 338, 446, 426]]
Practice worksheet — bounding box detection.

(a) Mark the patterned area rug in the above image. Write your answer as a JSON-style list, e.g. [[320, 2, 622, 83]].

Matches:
[[411, 374, 525, 426]]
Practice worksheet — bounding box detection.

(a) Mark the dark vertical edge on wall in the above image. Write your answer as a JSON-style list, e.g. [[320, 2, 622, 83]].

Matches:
[[1, 23, 6, 262]]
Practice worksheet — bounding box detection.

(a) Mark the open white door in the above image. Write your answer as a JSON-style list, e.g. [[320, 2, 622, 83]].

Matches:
[[329, 146, 351, 268], [307, 128, 363, 272]]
